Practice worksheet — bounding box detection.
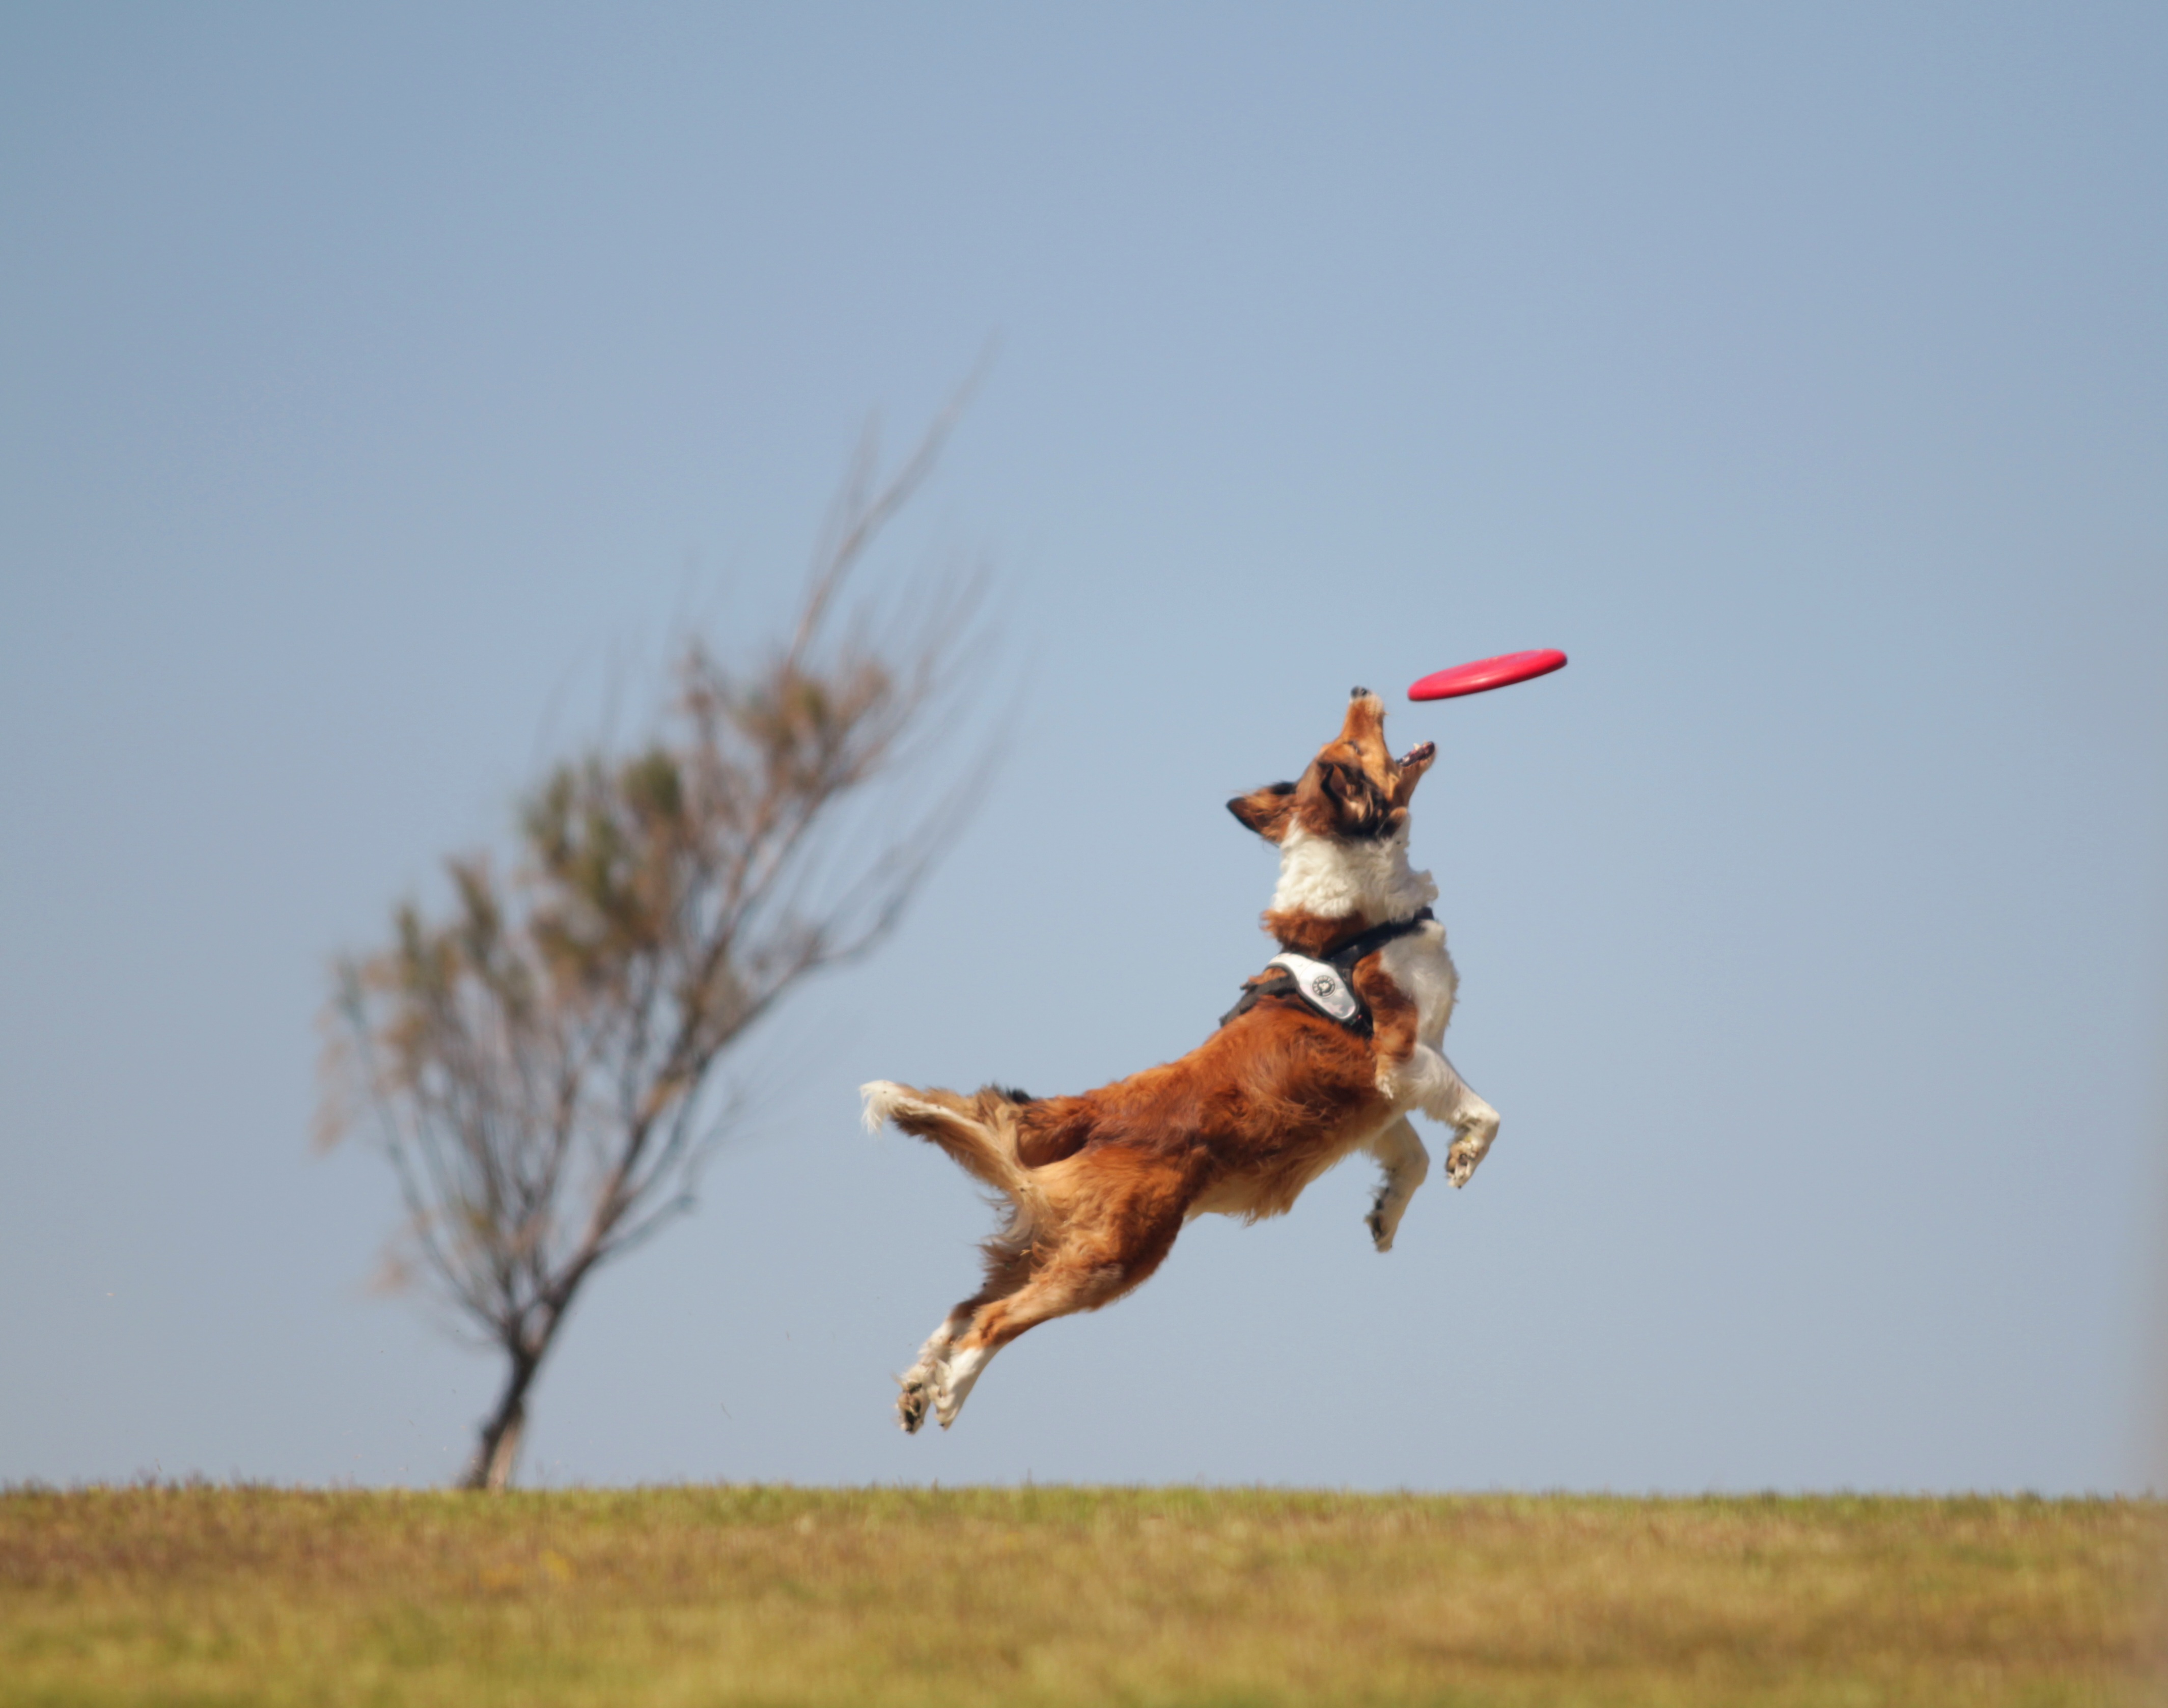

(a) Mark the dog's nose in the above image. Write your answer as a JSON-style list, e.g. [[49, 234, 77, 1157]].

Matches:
[[1349, 685, 1370, 700]]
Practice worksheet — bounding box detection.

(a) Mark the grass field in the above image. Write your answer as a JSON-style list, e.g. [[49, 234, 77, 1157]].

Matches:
[[1, 1485, 2158, 1706]]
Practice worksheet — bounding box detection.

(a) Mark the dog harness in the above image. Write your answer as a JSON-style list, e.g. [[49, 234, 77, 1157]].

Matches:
[[1218, 908, 1435, 1036]]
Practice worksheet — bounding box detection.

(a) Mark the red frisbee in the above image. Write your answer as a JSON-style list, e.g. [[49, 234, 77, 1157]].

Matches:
[[1408, 649, 1569, 702]]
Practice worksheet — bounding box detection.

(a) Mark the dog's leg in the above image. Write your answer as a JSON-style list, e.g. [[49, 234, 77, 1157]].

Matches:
[[933, 1266, 1117, 1430], [900, 1227, 1041, 1432], [1362, 1116, 1431, 1252], [896, 1311, 968, 1435], [932, 1339, 1002, 1428], [931, 1156, 1192, 1428], [1419, 1051, 1499, 1188], [1354, 956, 1449, 1200]]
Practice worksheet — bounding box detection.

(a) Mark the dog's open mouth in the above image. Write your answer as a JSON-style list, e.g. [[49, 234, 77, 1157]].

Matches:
[[1399, 742, 1435, 768]]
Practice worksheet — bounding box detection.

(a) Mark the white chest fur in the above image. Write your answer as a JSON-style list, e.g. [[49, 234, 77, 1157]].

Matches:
[[1271, 824, 1438, 922], [1271, 825, 1457, 1048]]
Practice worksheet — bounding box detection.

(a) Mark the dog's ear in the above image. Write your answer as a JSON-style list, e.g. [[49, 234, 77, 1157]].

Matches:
[[1227, 781, 1297, 841]]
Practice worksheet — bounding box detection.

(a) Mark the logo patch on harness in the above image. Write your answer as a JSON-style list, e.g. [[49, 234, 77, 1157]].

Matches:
[[1270, 952, 1363, 1025]]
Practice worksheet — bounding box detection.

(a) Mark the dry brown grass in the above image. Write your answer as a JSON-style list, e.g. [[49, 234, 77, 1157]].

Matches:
[[1, 1484, 2157, 1706]]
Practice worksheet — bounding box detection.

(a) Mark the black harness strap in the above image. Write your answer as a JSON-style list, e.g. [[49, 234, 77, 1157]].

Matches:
[[1218, 966, 1301, 1031], [1322, 906, 1437, 973]]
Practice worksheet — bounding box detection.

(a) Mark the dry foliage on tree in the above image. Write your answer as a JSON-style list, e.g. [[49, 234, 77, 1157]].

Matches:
[[318, 413, 989, 1490]]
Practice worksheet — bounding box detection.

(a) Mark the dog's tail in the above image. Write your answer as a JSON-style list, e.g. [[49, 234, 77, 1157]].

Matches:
[[861, 1081, 1050, 1254]]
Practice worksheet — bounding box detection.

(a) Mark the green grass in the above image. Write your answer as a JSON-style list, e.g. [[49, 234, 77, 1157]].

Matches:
[[1, 1485, 2157, 1706]]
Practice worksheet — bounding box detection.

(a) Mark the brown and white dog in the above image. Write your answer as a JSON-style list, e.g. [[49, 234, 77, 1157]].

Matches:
[[862, 688, 1500, 1431]]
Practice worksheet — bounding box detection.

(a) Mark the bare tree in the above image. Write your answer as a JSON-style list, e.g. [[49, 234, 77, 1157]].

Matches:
[[318, 409, 987, 1490]]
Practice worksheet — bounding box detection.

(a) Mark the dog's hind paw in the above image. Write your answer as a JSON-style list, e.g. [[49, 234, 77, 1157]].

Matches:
[[1365, 1203, 1396, 1253], [896, 1376, 930, 1435], [932, 1346, 990, 1429]]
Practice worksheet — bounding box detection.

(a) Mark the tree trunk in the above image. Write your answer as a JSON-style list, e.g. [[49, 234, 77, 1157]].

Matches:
[[461, 1351, 539, 1492]]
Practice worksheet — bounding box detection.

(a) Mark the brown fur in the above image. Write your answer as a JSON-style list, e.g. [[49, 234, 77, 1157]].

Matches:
[[876, 995, 1397, 1364], [875, 691, 1443, 1427], [1261, 908, 1375, 957]]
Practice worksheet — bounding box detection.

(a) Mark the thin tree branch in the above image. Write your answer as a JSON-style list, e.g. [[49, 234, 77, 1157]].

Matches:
[[322, 393, 1002, 1489]]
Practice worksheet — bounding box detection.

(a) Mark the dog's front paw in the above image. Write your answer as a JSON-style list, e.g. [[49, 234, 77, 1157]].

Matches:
[[1366, 1192, 1408, 1253], [896, 1375, 930, 1434], [1446, 1130, 1492, 1188], [1444, 1102, 1500, 1188]]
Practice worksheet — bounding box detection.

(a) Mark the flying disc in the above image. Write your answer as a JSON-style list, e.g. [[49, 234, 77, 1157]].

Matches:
[[1407, 649, 1568, 702]]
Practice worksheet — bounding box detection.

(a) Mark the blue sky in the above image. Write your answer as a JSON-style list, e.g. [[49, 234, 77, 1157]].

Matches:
[[3, 4, 2163, 1492]]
